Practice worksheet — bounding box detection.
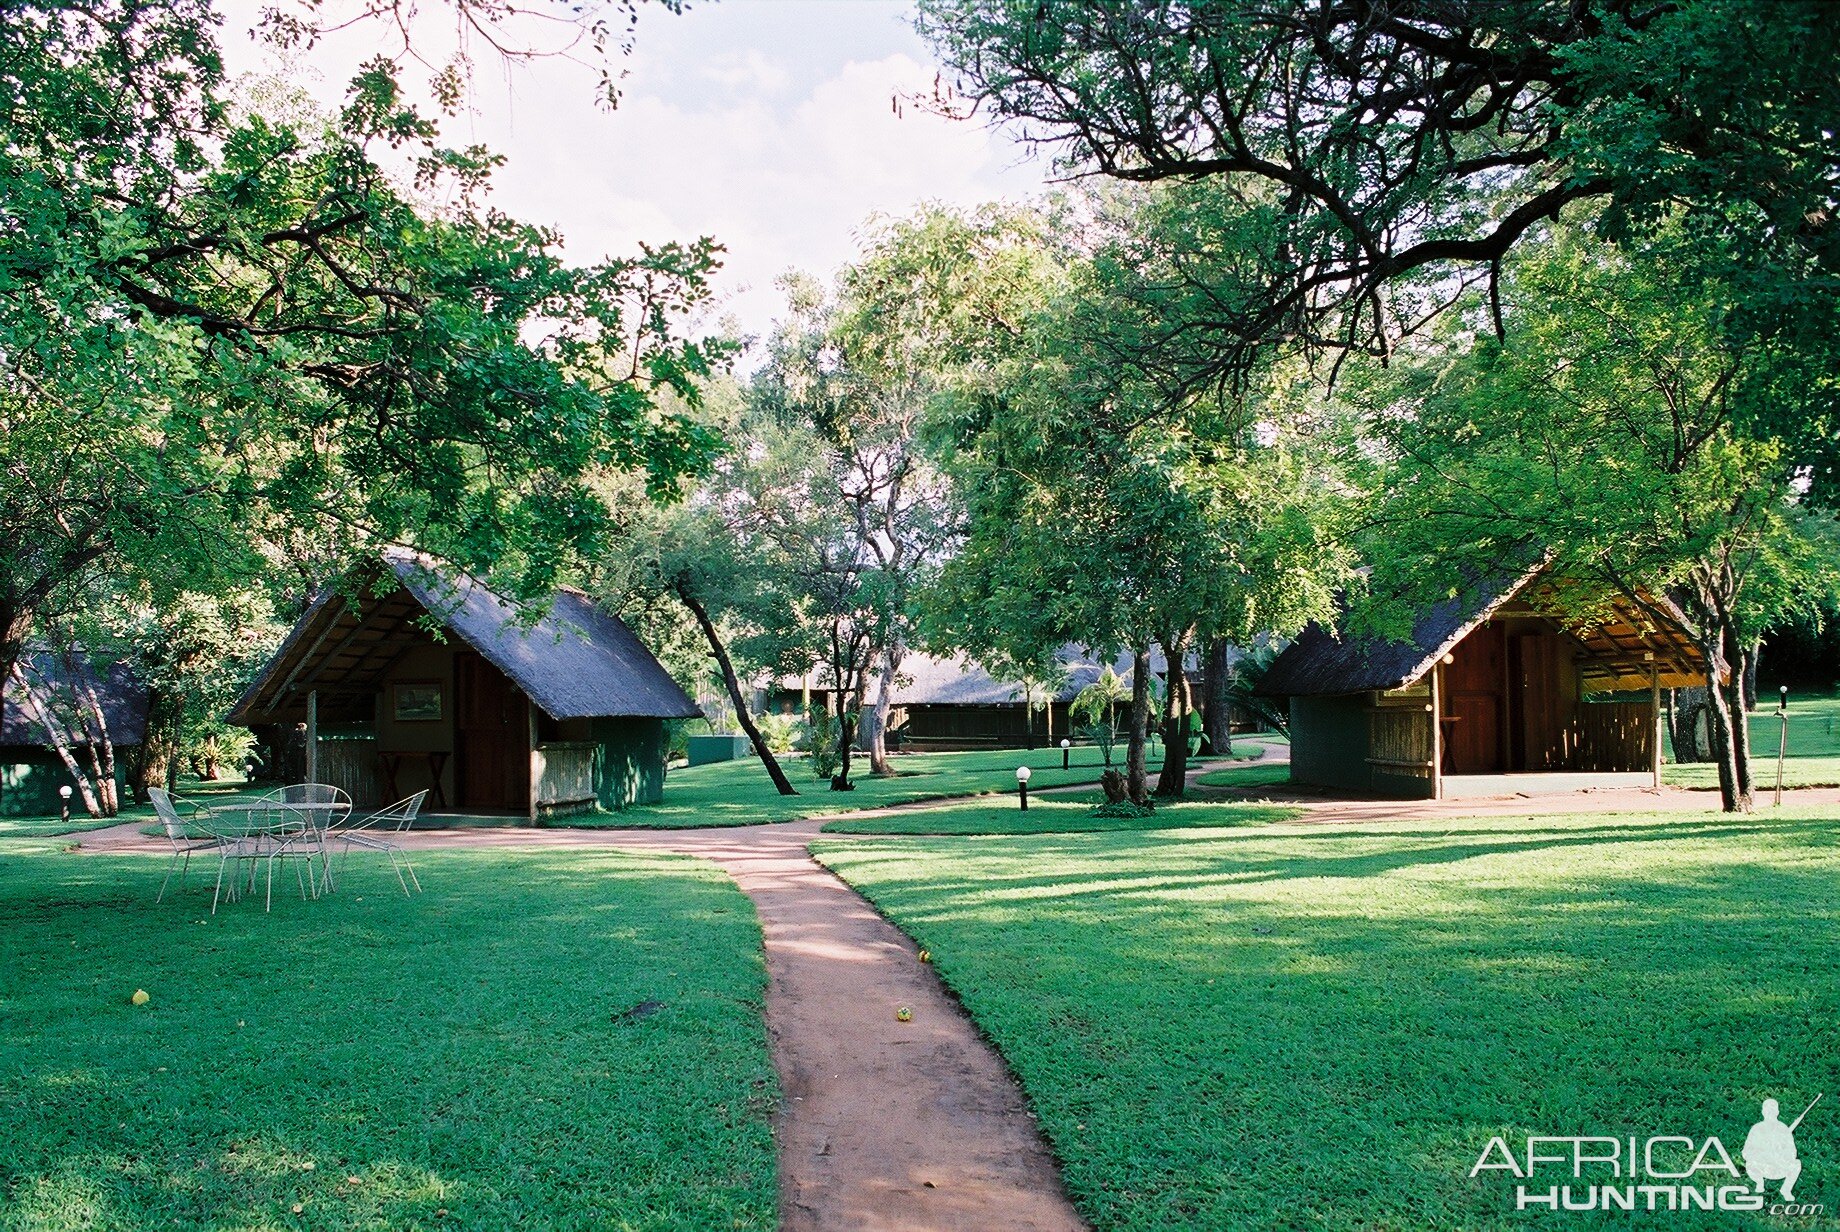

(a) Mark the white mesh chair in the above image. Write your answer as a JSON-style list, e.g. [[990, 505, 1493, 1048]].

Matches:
[[323, 791, 427, 896], [149, 787, 226, 903]]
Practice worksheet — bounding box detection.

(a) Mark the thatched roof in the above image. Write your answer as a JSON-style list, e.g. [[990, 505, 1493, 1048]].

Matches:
[[229, 551, 700, 725], [1261, 568, 1711, 696], [2, 653, 149, 748]]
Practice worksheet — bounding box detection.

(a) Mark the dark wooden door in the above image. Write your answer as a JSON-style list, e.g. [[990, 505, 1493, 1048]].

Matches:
[[1512, 631, 1575, 771], [455, 653, 529, 812], [1444, 625, 1505, 773]]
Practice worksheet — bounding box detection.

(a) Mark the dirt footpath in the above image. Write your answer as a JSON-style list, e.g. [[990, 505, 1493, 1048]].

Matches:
[[83, 814, 1087, 1232], [601, 819, 1087, 1232]]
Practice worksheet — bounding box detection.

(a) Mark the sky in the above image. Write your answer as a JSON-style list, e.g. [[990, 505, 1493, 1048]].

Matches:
[[215, 0, 1048, 349]]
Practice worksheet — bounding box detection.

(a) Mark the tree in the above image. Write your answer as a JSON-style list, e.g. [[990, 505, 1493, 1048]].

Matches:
[[0, 1, 724, 690], [1357, 228, 1840, 812], [1071, 665, 1130, 737], [587, 390, 803, 798], [111, 587, 286, 800], [914, 0, 1840, 477], [751, 261, 956, 776]]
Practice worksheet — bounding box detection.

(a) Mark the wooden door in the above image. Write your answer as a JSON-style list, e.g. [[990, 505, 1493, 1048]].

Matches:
[[1512, 631, 1576, 771], [455, 653, 530, 812], [1443, 625, 1505, 773]]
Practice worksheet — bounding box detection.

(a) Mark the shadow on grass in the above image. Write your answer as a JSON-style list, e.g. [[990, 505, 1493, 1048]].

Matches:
[[815, 810, 1840, 1231], [0, 846, 777, 1232]]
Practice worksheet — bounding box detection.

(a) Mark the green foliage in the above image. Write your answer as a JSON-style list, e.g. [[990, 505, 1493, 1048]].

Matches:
[[0, 844, 776, 1230], [803, 704, 843, 782], [0, 0, 724, 685], [754, 712, 804, 755], [111, 587, 285, 787], [1087, 796, 1155, 820], [817, 807, 1840, 1230], [1070, 665, 1129, 728], [1076, 721, 1117, 768], [915, 0, 1840, 465]]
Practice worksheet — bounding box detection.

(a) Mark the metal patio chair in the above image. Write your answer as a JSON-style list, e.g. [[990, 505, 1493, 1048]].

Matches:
[[322, 790, 427, 896], [251, 784, 350, 911], [149, 787, 227, 904]]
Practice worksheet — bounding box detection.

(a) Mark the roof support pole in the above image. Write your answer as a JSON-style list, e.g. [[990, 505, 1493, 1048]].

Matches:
[[306, 689, 319, 784], [1650, 662, 1662, 790], [528, 701, 540, 824], [1429, 665, 1444, 801]]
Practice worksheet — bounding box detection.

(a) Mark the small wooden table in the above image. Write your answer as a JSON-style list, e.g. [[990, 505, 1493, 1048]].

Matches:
[[378, 750, 450, 809]]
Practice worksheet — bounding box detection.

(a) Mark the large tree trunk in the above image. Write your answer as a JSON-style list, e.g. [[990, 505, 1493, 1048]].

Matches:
[[1693, 635, 1749, 814], [124, 687, 181, 803], [833, 684, 862, 791], [674, 583, 798, 797], [865, 643, 902, 776], [70, 659, 119, 815], [1156, 632, 1193, 798], [1729, 637, 1756, 803], [1669, 687, 1711, 763], [0, 599, 34, 709], [1201, 636, 1233, 757], [1126, 647, 1152, 805]]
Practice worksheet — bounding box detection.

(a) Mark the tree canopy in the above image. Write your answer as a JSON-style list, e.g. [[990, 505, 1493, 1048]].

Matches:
[[0, 0, 724, 688]]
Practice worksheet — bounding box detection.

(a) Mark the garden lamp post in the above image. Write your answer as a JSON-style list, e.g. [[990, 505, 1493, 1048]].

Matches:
[[58, 784, 71, 826], [1060, 737, 1071, 770], [1776, 686, 1790, 807], [1016, 764, 1032, 811]]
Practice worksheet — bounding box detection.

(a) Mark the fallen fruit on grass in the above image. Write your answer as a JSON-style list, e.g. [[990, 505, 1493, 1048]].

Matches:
[[895, 1006, 913, 1022], [917, 949, 931, 963], [129, 989, 150, 1006]]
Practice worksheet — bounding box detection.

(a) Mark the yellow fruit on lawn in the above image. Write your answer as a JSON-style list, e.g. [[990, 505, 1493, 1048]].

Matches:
[[917, 950, 931, 964], [895, 1006, 913, 1022], [129, 989, 150, 1006]]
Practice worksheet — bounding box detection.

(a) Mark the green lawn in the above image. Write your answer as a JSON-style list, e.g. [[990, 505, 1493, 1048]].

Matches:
[[0, 842, 776, 1232], [1665, 692, 1840, 790], [815, 808, 1840, 1231], [0, 777, 259, 840], [819, 790, 1301, 835], [594, 747, 1161, 829], [1190, 761, 1293, 791]]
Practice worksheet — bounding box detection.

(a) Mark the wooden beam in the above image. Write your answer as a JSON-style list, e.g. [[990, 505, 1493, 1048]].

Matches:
[[1430, 665, 1444, 802], [276, 597, 352, 702], [306, 689, 319, 783], [1650, 663, 1662, 790], [528, 699, 541, 823]]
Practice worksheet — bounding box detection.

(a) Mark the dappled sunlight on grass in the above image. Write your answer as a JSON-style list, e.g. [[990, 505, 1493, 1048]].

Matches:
[[815, 805, 1840, 1231], [582, 747, 1165, 829], [821, 790, 1302, 835], [0, 843, 776, 1231]]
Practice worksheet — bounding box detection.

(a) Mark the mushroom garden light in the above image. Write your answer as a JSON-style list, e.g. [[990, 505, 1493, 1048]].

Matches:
[[58, 784, 71, 826], [1016, 764, 1032, 811], [1060, 737, 1071, 770]]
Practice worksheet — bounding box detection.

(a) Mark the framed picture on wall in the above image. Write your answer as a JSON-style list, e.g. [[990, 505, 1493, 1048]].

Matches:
[[393, 681, 443, 723]]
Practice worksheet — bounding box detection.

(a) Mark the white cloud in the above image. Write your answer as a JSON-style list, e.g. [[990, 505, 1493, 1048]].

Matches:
[[214, 1, 1046, 350]]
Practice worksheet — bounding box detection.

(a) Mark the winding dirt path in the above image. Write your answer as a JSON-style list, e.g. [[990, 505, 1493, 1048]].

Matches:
[[82, 813, 1087, 1232]]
